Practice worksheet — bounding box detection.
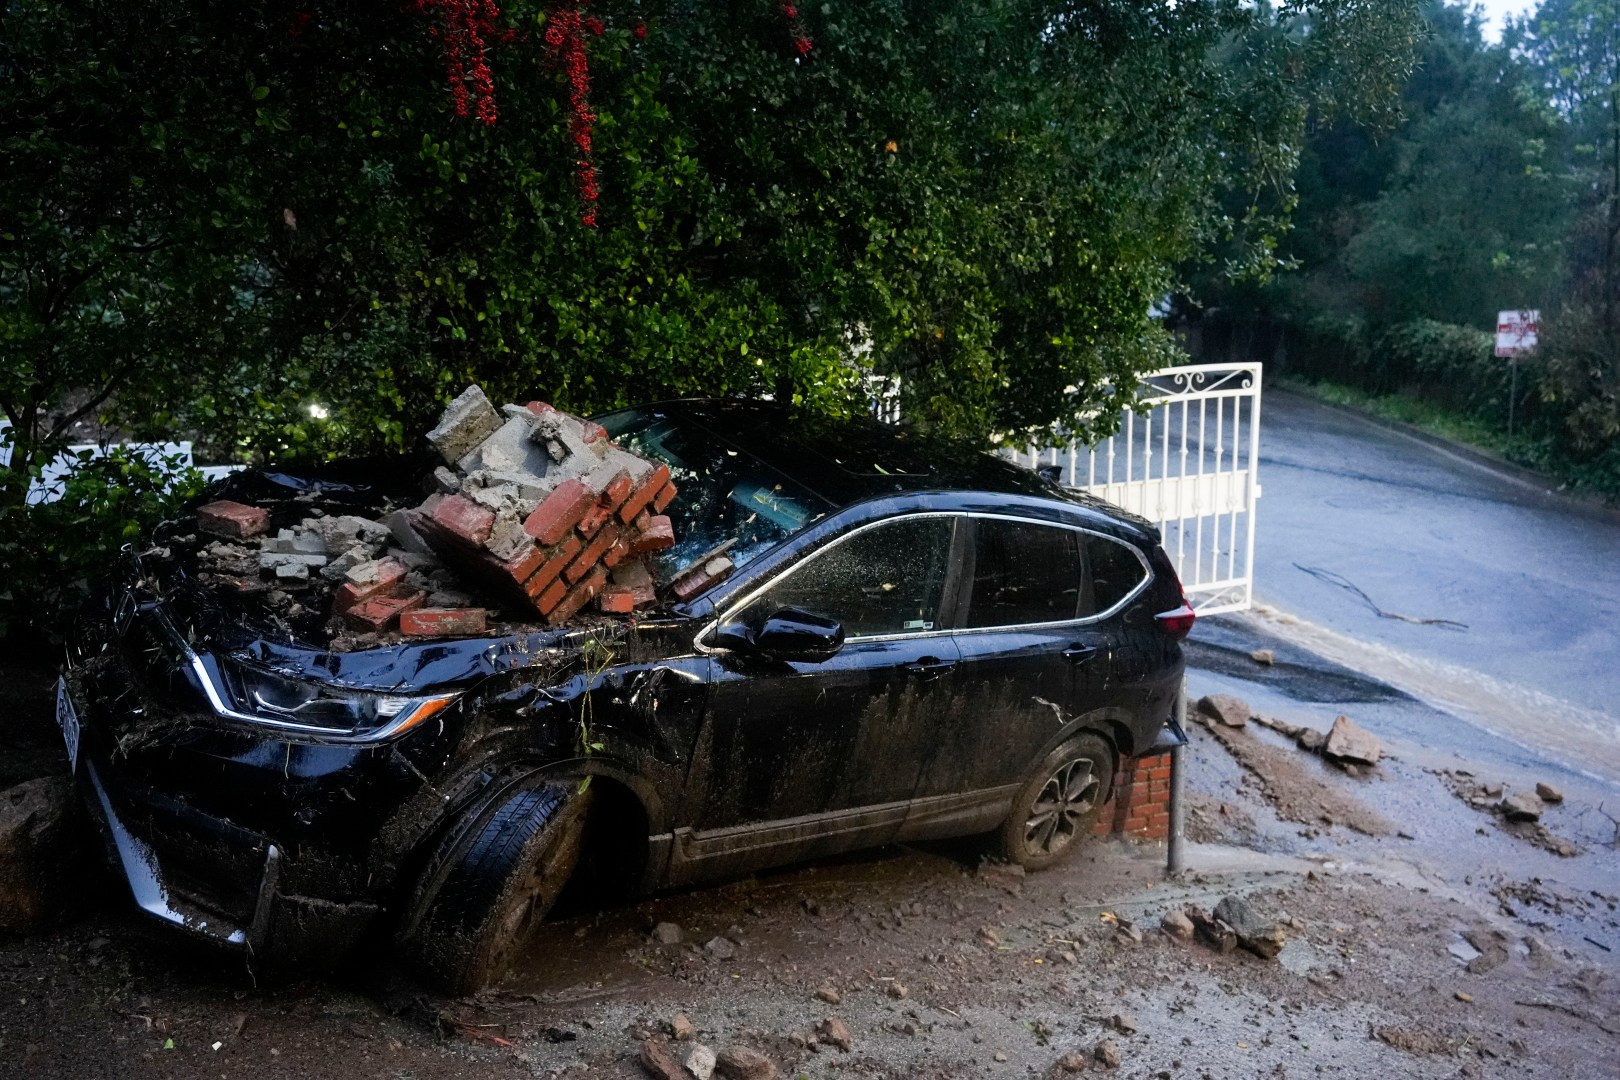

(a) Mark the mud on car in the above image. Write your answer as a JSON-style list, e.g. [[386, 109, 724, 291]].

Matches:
[[60, 399, 1193, 993]]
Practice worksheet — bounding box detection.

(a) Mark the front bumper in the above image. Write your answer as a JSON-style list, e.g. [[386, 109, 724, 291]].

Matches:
[[82, 760, 380, 960]]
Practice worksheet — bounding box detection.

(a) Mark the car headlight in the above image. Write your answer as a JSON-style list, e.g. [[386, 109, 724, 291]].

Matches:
[[196, 655, 456, 743]]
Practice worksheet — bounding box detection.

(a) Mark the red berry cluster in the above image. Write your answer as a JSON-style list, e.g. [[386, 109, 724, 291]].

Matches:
[[779, 2, 812, 56], [415, 0, 507, 125], [544, 5, 604, 226]]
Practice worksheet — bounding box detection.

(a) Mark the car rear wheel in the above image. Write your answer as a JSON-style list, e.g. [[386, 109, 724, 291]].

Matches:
[[999, 733, 1114, 870], [400, 781, 592, 995]]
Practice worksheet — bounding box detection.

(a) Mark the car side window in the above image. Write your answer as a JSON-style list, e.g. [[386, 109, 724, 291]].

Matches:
[[964, 518, 1087, 628], [738, 516, 955, 638], [1085, 534, 1149, 614]]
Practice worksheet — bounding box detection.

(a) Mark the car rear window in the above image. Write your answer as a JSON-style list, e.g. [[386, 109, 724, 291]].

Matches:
[[964, 518, 1086, 628], [740, 516, 955, 638], [1086, 534, 1149, 613]]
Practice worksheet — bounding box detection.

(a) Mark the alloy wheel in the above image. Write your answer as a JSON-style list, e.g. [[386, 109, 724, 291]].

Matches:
[[1023, 756, 1100, 857]]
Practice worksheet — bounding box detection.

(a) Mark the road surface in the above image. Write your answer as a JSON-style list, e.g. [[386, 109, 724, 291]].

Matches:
[[1232, 389, 1620, 780]]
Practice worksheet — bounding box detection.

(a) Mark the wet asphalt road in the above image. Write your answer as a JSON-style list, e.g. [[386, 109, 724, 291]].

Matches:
[[1231, 389, 1620, 770], [1249, 391, 1620, 706]]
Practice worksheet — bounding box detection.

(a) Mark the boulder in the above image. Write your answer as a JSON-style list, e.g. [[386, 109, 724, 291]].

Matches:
[[716, 1046, 779, 1080], [1160, 909, 1194, 941], [1213, 895, 1286, 959], [0, 776, 92, 933], [1322, 715, 1382, 766], [1499, 791, 1543, 822], [1196, 694, 1251, 729], [1295, 728, 1326, 753]]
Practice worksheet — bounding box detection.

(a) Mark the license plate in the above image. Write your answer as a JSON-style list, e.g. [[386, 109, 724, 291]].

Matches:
[[55, 677, 81, 776]]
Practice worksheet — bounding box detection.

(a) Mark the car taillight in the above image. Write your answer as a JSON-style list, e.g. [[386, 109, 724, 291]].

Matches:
[[1155, 602, 1197, 640]]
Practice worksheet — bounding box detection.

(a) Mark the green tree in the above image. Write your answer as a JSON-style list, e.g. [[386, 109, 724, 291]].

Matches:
[[3, 0, 1422, 476]]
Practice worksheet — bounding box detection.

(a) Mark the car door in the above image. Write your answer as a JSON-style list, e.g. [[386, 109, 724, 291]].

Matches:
[[667, 514, 963, 883], [907, 515, 1113, 834]]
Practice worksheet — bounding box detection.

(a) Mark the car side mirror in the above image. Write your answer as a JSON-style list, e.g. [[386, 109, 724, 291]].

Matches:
[[714, 606, 844, 663]]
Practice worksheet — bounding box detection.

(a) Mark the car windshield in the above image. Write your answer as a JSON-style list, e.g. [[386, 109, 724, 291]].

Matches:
[[596, 405, 833, 570]]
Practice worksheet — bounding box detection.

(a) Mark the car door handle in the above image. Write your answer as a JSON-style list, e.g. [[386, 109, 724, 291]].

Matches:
[[904, 657, 957, 681], [1062, 644, 1099, 665]]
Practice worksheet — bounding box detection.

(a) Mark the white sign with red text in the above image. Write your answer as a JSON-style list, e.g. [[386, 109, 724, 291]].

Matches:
[[1495, 309, 1539, 358]]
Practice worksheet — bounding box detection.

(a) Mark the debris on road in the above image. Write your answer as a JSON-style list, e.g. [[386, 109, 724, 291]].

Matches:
[[1536, 782, 1565, 804], [815, 1017, 853, 1052], [1160, 908, 1194, 941], [1500, 791, 1544, 822], [1322, 714, 1383, 768], [1213, 895, 1286, 959], [1186, 906, 1237, 954], [1249, 648, 1276, 665], [1196, 693, 1251, 728], [716, 1045, 779, 1080]]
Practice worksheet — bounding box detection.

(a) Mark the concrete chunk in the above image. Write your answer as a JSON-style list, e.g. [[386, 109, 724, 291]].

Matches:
[[425, 384, 502, 466]]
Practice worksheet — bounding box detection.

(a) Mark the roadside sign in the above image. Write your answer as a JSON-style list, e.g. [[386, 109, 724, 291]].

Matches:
[[1495, 309, 1539, 358]]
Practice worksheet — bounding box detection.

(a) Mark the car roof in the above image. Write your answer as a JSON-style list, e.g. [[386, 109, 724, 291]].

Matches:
[[634, 398, 1155, 538]]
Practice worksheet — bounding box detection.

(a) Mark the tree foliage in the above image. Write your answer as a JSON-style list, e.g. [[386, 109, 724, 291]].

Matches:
[[2, 0, 1422, 480]]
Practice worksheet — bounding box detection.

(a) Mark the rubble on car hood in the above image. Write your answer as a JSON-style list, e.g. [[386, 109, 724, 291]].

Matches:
[[181, 386, 729, 652]]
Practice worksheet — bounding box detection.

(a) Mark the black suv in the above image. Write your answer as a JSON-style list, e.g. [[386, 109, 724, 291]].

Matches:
[[60, 399, 1192, 991]]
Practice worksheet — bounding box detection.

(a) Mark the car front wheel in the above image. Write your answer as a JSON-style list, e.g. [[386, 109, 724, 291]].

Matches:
[[999, 733, 1114, 870], [400, 781, 592, 995]]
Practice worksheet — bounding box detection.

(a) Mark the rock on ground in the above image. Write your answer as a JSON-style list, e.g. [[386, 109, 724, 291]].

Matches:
[[1161, 909, 1194, 940], [0, 776, 91, 933], [1296, 728, 1326, 753], [684, 1043, 717, 1080], [1500, 792, 1544, 822], [1535, 782, 1564, 804], [1094, 1038, 1121, 1068], [1214, 895, 1286, 959], [1197, 693, 1251, 728], [638, 1036, 685, 1080], [650, 921, 683, 945], [816, 1017, 853, 1052], [716, 1045, 779, 1080], [1323, 715, 1382, 767]]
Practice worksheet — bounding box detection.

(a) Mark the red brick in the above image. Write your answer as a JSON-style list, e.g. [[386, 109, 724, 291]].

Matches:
[[597, 587, 638, 614], [429, 494, 495, 548], [197, 500, 270, 539], [581, 420, 609, 444], [651, 479, 677, 514], [602, 536, 630, 569], [546, 566, 608, 625], [523, 478, 596, 545], [524, 401, 555, 416], [626, 515, 675, 556], [523, 534, 584, 599], [344, 590, 425, 632], [332, 558, 409, 613], [533, 574, 569, 615], [493, 540, 547, 584], [618, 464, 671, 524], [576, 500, 616, 539], [670, 555, 734, 603], [400, 607, 487, 637], [565, 523, 620, 584]]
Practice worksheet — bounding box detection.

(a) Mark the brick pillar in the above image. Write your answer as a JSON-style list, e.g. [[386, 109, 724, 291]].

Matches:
[[1094, 751, 1173, 841]]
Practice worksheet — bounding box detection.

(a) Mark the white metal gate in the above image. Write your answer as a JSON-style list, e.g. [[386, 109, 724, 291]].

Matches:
[[1000, 362, 1262, 615]]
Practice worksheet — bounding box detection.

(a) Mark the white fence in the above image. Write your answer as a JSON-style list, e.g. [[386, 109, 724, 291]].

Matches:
[[1000, 363, 1262, 615], [0, 423, 241, 505]]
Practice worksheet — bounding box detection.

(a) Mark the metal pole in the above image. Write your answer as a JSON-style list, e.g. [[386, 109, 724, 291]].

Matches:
[[1509, 359, 1517, 438], [1166, 678, 1187, 877]]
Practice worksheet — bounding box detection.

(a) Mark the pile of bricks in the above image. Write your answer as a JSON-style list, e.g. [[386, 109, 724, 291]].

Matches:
[[192, 385, 716, 639], [405, 385, 681, 626]]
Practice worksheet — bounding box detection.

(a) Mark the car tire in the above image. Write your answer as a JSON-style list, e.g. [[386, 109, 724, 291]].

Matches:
[[998, 733, 1114, 871], [401, 781, 592, 995]]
